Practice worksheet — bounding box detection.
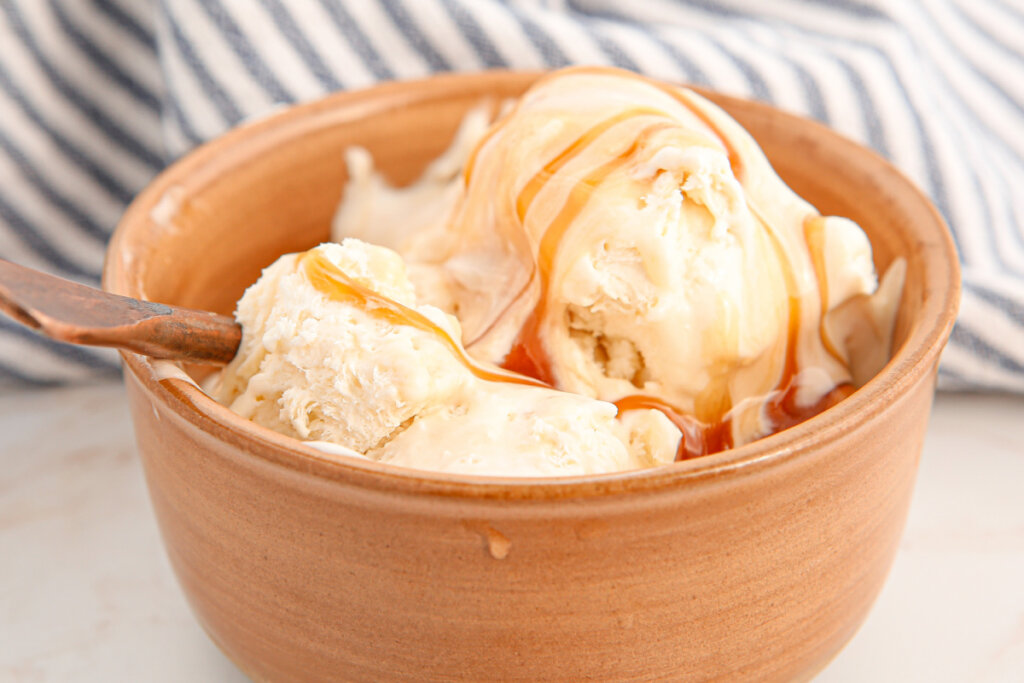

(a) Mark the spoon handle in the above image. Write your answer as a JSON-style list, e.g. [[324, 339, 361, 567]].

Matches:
[[0, 259, 241, 365]]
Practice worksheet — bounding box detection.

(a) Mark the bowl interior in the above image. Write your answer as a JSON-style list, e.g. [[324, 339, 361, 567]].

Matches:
[[106, 71, 958, 481]]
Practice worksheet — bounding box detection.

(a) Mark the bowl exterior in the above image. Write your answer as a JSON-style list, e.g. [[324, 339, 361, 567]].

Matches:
[[124, 361, 935, 682]]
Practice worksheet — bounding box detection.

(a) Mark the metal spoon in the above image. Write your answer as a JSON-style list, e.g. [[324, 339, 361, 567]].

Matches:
[[0, 259, 241, 364]]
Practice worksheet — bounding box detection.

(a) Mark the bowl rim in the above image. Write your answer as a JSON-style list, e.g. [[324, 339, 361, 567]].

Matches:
[[105, 69, 960, 500]]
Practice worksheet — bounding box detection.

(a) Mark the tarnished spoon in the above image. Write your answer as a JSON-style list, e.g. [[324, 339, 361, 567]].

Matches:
[[0, 259, 241, 364]]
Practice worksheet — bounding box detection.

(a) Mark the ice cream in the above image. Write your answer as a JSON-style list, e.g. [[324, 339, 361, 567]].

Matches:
[[333, 67, 903, 460], [212, 240, 676, 475], [213, 67, 902, 476]]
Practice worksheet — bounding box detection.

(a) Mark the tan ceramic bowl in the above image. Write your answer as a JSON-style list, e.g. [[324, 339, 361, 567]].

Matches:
[[105, 72, 959, 682]]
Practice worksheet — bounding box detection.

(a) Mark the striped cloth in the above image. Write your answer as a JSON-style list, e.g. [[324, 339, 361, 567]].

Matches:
[[1, 0, 1022, 391]]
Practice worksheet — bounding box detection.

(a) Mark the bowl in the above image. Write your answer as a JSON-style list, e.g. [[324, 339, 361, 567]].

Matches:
[[104, 71, 959, 682]]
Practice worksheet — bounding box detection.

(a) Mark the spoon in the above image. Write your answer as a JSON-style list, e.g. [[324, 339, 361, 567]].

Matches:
[[0, 259, 241, 364]]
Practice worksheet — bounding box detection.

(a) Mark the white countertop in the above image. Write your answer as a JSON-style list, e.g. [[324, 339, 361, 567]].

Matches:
[[1, 384, 1022, 682]]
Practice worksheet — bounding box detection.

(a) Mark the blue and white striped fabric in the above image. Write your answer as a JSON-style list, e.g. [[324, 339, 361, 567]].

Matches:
[[1, 0, 1022, 391]]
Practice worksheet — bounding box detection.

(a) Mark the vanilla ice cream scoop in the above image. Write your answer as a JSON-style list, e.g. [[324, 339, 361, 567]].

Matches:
[[211, 241, 473, 451], [212, 240, 674, 476], [334, 67, 903, 457]]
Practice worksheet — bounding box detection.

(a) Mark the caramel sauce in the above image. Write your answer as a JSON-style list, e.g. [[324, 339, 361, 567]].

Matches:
[[515, 107, 665, 222], [614, 395, 732, 461], [803, 215, 846, 365], [502, 121, 675, 383], [300, 251, 546, 388], [544, 66, 744, 179], [756, 210, 807, 425], [615, 379, 852, 461], [755, 211, 857, 436], [772, 380, 854, 430]]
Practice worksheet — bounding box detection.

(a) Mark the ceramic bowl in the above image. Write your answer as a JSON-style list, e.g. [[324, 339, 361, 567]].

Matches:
[[104, 72, 959, 682]]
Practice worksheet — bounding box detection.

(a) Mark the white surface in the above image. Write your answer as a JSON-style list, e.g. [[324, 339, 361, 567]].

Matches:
[[0, 384, 1021, 682]]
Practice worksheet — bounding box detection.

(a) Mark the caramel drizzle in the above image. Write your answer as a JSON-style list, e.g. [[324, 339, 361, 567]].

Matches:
[[752, 208, 856, 432], [802, 215, 846, 365], [748, 204, 805, 425], [614, 380, 853, 461], [300, 251, 546, 388], [465, 108, 669, 347], [515, 107, 666, 221], [613, 395, 732, 461], [542, 66, 744, 179], [502, 120, 676, 383]]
